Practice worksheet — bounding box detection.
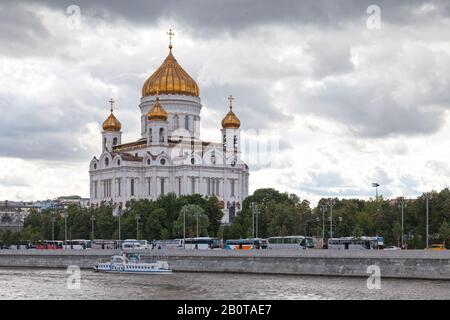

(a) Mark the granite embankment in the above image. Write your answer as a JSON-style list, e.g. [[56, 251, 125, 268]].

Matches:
[[0, 249, 449, 280]]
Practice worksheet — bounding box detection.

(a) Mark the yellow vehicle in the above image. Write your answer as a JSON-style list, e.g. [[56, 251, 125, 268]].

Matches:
[[429, 244, 446, 250]]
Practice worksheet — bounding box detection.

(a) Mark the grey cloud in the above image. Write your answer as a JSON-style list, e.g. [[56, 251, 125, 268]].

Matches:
[[0, 2, 50, 56], [18, 0, 449, 35], [299, 82, 446, 138]]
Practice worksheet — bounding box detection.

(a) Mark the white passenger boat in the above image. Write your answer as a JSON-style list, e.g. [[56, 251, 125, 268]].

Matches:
[[94, 252, 172, 274]]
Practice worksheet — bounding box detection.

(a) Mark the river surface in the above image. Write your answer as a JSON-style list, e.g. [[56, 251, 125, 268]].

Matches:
[[0, 268, 449, 300]]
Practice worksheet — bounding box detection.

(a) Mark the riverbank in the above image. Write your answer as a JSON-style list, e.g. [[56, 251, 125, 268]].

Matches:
[[0, 249, 449, 280]]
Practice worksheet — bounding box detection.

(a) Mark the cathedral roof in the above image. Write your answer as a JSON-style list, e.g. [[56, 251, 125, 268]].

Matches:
[[111, 152, 143, 162], [141, 45, 199, 97], [147, 97, 168, 121]]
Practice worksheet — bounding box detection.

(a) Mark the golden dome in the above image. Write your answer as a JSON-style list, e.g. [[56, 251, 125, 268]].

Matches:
[[142, 48, 199, 97], [222, 95, 240, 129], [102, 99, 122, 131], [102, 113, 121, 131], [222, 108, 241, 129], [147, 97, 168, 121]]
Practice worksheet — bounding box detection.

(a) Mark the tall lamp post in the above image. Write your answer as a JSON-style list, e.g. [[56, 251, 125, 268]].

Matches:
[[425, 193, 433, 249], [63, 211, 68, 244], [251, 202, 255, 239], [397, 197, 406, 248], [51, 217, 56, 241], [320, 205, 327, 242], [372, 182, 380, 201], [135, 214, 140, 240], [115, 207, 123, 242], [90, 215, 96, 240], [250, 202, 259, 239], [183, 206, 187, 249], [196, 211, 199, 238], [328, 199, 335, 239]]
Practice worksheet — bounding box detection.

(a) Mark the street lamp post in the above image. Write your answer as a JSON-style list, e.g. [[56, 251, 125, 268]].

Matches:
[[90, 215, 96, 240], [320, 205, 327, 242], [425, 193, 433, 249], [397, 197, 406, 248], [256, 205, 259, 239], [250, 203, 259, 239], [372, 182, 380, 201], [251, 202, 255, 239], [135, 214, 140, 240], [63, 211, 68, 244], [51, 217, 56, 241], [196, 211, 199, 238], [116, 207, 123, 241], [328, 199, 335, 239], [183, 206, 187, 249]]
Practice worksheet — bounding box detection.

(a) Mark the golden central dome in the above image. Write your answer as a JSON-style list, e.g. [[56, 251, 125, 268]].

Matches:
[[142, 48, 199, 97], [103, 112, 121, 131], [147, 97, 168, 121]]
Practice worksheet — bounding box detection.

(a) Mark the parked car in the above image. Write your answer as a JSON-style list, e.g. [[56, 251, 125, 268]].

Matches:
[[384, 246, 401, 250]]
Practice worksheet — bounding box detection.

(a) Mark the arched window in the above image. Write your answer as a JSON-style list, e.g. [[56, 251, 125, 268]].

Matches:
[[149, 128, 152, 143], [105, 157, 109, 166], [174, 114, 179, 129], [159, 128, 164, 143], [130, 179, 135, 196], [113, 137, 118, 146], [147, 159, 151, 165], [93, 163, 97, 170], [184, 115, 189, 130], [117, 159, 121, 166]]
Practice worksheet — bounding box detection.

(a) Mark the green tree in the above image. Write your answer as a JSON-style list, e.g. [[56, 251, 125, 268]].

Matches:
[[174, 205, 209, 237]]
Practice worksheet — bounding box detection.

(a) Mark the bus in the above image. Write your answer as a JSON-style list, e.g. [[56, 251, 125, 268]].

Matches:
[[327, 237, 380, 250], [224, 238, 267, 250], [121, 239, 149, 250], [63, 240, 91, 250], [35, 240, 64, 250], [91, 239, 116, 250], [183, 237, 222, 250], [162, 239, 184, 250], [267, 236, 315, 249]]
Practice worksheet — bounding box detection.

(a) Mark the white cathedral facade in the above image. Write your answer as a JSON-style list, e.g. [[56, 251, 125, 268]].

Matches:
[[89, 36, 249, 223]]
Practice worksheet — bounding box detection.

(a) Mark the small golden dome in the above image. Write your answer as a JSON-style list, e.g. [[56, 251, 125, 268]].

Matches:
[[147, 97, 168, 121], [142, 48, 199, 97], [102, 113, 121, 131], [102, 99, 122, 131], [222, 95, 241, 129]]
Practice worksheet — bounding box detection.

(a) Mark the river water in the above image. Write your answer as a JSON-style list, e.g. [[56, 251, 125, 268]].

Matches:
[[0, 268, 449, 300]]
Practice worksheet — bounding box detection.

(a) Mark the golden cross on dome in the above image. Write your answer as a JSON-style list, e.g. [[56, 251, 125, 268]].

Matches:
[[167, 28, 175, 50], [228, 95, 234, 109], [109, 98, 115, 113]]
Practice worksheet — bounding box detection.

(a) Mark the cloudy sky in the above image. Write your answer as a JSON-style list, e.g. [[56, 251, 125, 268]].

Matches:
[[1, 0, 450, 204]]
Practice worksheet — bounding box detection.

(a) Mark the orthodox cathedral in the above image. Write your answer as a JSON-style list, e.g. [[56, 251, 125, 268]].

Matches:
[[89, 31, 249, 223]]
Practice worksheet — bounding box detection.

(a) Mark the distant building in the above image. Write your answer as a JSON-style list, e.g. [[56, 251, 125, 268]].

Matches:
[[0, 201, 27, 232]]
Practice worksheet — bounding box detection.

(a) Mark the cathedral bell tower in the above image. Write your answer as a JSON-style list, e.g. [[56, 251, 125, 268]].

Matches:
[[101, 98, 122, 153], [147, 96, 169, 147], [221, 95, 241, 166]]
